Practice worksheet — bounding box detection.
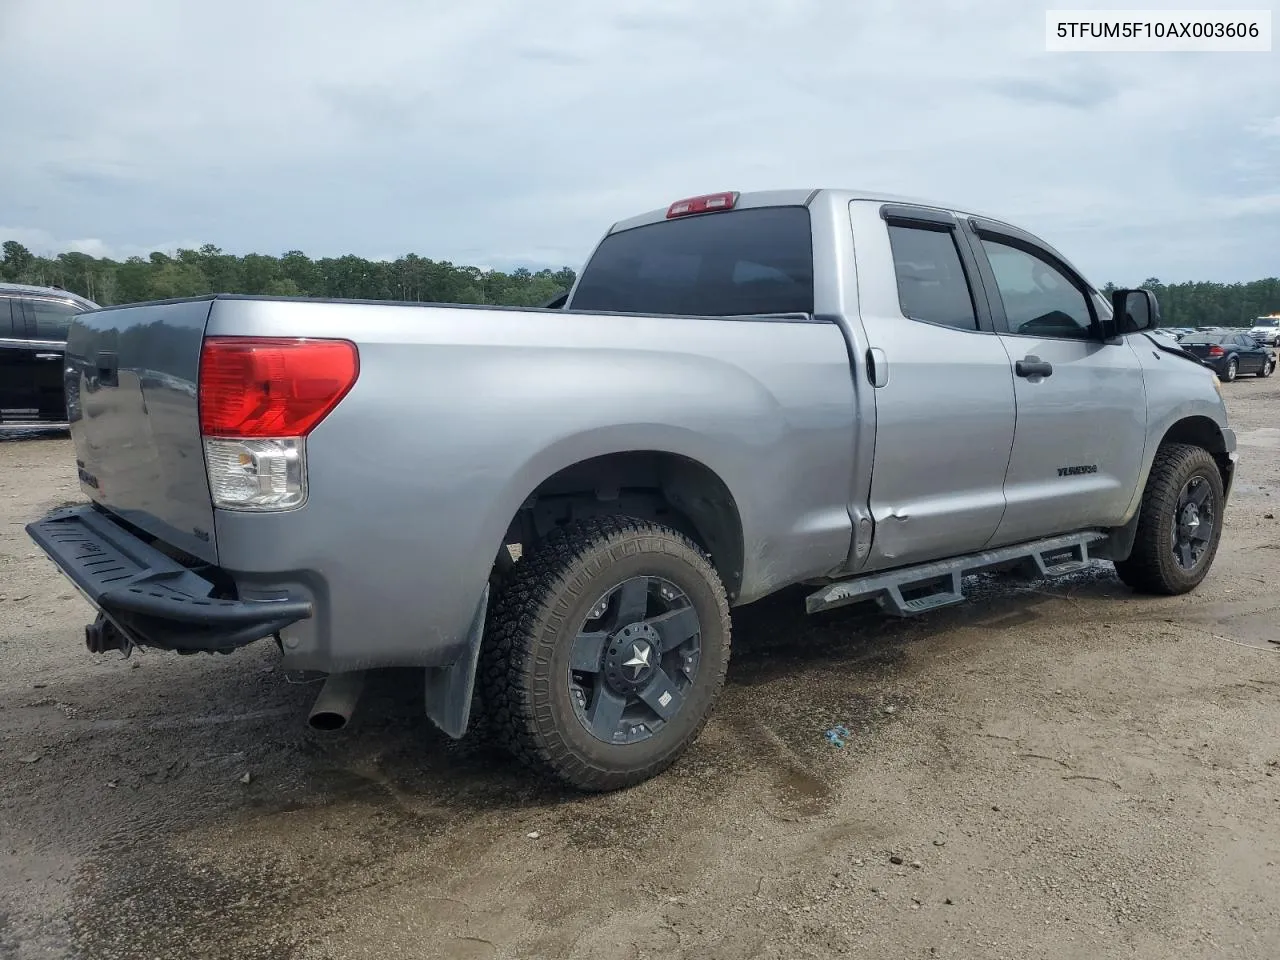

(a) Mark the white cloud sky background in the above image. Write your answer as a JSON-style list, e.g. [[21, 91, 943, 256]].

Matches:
[[0, 0, 1277, 283]]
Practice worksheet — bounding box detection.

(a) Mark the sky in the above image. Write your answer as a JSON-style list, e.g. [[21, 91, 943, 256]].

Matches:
[[0, 0, 1277, 285]]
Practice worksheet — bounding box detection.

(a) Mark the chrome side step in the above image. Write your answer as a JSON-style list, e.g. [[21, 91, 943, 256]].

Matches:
[[806, 531, 1107, 617]]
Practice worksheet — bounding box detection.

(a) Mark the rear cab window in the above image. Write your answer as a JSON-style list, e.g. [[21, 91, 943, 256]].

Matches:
[[569, 206, 814, 316]]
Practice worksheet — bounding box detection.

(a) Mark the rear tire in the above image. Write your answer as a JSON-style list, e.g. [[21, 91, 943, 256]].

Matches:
[[1114, 443, 1224, 595], [1222, 359, 1238, 382], [479, 516, 731, 792]]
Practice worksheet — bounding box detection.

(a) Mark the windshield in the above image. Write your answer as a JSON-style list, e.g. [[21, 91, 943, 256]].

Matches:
[[1181, 335, 1227, 345], [570, 206, 815, 316], [1254, 319, 1279, 328]]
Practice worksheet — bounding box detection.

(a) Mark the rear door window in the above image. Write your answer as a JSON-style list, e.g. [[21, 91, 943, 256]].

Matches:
[[0, 299, 14, 338], [885, 224, 979, 331], [25, 298, 80, 341], [570, 206, 814, 316]]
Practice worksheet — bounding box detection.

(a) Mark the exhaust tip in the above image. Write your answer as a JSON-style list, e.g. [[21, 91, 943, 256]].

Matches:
[[306, 670, 366, 733], [308, 711, 348, 732]]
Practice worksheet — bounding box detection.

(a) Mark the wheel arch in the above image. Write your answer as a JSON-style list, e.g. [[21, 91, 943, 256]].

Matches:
[[498, 448, 747, 602], [1100, 415, 1233, 562], [1160, 415, 1230, 455]]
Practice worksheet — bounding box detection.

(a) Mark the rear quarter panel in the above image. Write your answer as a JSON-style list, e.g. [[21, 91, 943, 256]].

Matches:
[[205, 299, 860, 672]]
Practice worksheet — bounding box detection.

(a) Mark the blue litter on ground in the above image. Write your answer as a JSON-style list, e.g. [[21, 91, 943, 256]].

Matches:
[[824, 725, 852, 748]]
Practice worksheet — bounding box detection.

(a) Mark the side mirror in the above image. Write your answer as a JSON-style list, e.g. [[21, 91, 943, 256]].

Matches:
[[1110, 288, 1161, 335]]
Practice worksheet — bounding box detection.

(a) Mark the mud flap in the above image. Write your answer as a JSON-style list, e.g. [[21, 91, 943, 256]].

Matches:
[[423, 584, 489, 739], [1093, 510, 1142, 563]]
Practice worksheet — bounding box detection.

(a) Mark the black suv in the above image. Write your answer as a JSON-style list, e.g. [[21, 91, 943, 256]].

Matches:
[[0, 283, 99, 423]]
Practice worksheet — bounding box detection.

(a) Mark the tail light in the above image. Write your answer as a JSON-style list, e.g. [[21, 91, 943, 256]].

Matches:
[[199, 337, 359, 511], [1208, 345, 1225, 357]]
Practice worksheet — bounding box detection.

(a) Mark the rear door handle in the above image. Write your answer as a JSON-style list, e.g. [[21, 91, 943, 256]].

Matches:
[[1015, 357, 1053, 379], [36, 353, 61, 360], [866, 347, 889, 388]]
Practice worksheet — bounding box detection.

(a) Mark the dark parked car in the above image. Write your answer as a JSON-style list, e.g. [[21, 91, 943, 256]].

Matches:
[[1178, 332, 1276, 382], [0, 283, 99, 423]]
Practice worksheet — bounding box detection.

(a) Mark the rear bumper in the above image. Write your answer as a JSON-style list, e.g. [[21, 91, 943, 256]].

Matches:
[[26, 505, 313, 654]]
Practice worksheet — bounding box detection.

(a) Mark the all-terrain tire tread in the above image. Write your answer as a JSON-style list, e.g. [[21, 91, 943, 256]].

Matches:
[[1114, 442, 1223, 596], [477, 515, 731, 792]]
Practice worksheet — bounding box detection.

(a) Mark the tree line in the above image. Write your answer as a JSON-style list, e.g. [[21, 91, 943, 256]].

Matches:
[[2, 239, 1277, 326], [0, 240, 576, 309], [1102, 278, 1280, 329]]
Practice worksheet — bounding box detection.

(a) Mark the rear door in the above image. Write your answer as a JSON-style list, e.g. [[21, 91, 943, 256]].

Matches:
[[1234, 334, 1265, 373], [963, 219, 1148, 544], [849, 201, 1017, 569]]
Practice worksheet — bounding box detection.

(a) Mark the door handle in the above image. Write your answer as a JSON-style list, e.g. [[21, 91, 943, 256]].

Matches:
[[36, 353, 61, 360], [1015, 356, 1053, 379], [866, 347, 889, 388]]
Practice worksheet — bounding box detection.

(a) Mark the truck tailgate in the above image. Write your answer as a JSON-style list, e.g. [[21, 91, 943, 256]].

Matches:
[[67, 297, 219, 564]]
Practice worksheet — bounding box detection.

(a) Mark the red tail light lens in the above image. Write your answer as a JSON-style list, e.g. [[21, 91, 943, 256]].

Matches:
[[1207, 345, 1225, 357], [199, 337, 359, 438]]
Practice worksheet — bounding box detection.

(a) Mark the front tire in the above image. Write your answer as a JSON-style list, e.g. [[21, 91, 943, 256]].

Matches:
[[1258, 360, 1274, 378], [479, 516, 731, 792], [1114, 443, 1225, 595]]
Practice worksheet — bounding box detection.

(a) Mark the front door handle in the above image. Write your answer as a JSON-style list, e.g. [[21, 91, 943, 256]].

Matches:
[[1015, 356, 1053, 379], [36, 353, 61, 360]]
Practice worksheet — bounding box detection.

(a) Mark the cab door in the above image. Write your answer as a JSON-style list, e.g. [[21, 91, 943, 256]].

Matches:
[[961, 218, 1148, 545], [849, 201, 1017, 570]]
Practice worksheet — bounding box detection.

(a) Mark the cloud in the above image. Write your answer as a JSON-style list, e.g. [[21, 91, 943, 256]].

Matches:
[[0, 226, 206, 262], [988, 72, 1120, 109], [1249, 116, 1280, 138], [0, 0, 1277, 282]]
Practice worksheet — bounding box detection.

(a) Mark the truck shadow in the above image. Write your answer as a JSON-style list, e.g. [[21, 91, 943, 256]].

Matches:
[[36, 563, 1139, 957], [725, 563, 1128, 686], [288, 563, 1130, 805], [22, 563, 1134, 833]]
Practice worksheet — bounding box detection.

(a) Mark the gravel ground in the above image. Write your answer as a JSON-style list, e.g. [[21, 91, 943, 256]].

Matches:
[[1, 386, 1278, 960]]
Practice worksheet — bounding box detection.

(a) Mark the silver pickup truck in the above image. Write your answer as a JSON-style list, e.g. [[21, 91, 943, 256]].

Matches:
[[27, 188, 1236, 791]]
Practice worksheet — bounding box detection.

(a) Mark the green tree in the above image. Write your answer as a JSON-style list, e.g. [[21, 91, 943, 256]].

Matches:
[[1, 240, 34, 281], [0, 236, 588, 310]]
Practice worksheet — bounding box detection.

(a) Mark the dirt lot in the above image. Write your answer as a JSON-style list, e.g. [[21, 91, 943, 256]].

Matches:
[[2, 384, 1278, 960]]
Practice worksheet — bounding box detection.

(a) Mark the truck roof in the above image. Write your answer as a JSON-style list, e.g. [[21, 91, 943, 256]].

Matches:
[[607, 188, 1013, 235]]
